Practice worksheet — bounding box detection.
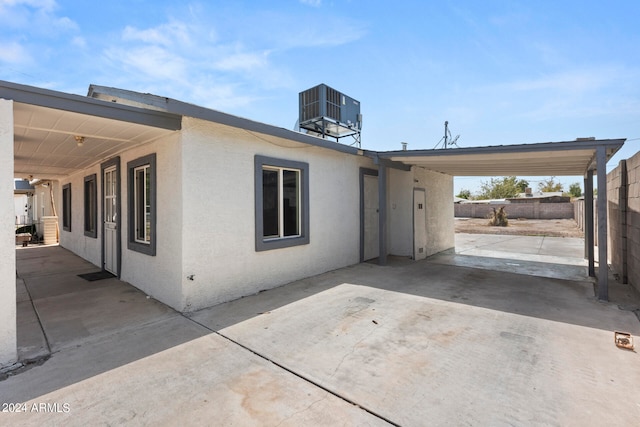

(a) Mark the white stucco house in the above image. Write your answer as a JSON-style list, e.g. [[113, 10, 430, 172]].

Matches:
[[1, 80, 455, 367]]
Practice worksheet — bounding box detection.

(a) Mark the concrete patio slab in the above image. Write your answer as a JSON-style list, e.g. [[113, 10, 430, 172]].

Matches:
[[15, 246, 98, 279], [2, 333, 387, 427], [33, 279, 176, 352], [215, 265, 640, 426], [3, 240, 639, 426], [431, 233, 591, 282]]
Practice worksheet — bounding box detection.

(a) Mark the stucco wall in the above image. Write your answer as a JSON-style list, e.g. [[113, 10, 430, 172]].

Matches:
[[59, 172, 101, 266], [59, 132, 184, 310], [415, 167, 455, 256], [386, 166, 454, 258], [0, 99, 17, 367], [180, 117, 376, 311], [388, 168, 413, 256]]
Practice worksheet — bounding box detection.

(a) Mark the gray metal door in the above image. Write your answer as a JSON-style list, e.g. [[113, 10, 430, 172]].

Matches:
[[363, 174, 379, 261]]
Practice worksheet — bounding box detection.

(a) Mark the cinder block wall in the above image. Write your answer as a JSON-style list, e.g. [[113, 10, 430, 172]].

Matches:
[[454, 202, 575, 219], [607, 151, 640, 293]]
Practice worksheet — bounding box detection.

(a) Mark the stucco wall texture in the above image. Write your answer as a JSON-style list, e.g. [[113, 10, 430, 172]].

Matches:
[[60, 132, 184, 310], [607, 152, 640, 293], [179, 118, 378, 311], [53, 116, 456, 314], [0, 99, 17, 367]]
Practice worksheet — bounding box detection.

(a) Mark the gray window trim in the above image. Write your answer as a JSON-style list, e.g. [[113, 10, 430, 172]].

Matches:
[[62, 183, 71, 232], [127, 153, 157, 256], [84, 174, 97, 238], [255, 155, 309, 251]]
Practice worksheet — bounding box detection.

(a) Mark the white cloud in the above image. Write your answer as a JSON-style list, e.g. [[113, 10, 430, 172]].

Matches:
[[0, 0, 79, 36], [0, 0, 56, 11], [71, 36, 86, 48], [468, 66, 640, 122], [214, 51, 269, 71], [0, 40, 32, 64], [0, 42, 33, 64], [122, 21, 192, 48], [105, 45, 188, 83]]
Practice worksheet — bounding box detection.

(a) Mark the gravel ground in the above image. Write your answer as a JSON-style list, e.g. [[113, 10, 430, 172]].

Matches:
[[454, 218, 584, 238]]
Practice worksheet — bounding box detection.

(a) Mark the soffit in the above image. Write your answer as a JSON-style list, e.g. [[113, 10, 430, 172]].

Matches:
[[378, 139, 625, 176], [13, 102, 177, 180]]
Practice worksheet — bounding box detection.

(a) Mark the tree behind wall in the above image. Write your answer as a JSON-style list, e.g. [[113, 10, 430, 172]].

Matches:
[[538, 176, 564, 192], [477, 176, 529, 199], [568, 182, 582, 197], [456, 189, 471, 199]]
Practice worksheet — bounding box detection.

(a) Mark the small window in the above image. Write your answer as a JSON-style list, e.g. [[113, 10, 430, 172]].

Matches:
[[84, 174, 97, 238], [255, 155, 309, 251], [62, 183, 71, 232], [127, 154, 156, 256]]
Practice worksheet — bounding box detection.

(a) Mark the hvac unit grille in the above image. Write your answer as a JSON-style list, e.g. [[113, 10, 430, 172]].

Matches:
[[325, 87, 341, 121], [298, 84, 361, 146], [301, 86, 320, 122]]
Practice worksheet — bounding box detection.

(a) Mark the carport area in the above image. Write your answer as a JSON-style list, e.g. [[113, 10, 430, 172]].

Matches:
[[2, 240, 639, 426], [378, 138, 626, 301]]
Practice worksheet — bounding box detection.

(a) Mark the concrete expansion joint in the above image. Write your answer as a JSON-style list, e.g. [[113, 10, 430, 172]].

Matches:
[[21, 276, 53, 355], [183, 313, 401, 427]]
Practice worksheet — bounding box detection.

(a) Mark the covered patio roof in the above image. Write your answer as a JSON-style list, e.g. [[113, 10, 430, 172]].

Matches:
[[376, 138, 626, 176], [371, 138, 626, 303], [1, 80, 182, 180]]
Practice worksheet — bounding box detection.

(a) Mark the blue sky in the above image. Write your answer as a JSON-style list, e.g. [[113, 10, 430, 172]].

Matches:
[[2, 0, 639, 194]]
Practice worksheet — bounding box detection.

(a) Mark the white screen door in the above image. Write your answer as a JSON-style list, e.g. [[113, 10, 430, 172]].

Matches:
[[104, 166, 118, 274]]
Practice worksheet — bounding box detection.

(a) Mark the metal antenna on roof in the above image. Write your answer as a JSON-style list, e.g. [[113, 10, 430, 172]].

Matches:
[[434, 120, 460, 149]]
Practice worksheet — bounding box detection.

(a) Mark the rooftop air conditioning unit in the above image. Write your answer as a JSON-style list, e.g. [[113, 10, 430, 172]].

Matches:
[[298, 84, 361, 139]]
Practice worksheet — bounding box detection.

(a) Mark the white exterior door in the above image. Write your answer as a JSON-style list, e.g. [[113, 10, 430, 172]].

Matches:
[[413, 189, 427, 260], [363, 174, 379, 261], [104, 166, 118, 274]]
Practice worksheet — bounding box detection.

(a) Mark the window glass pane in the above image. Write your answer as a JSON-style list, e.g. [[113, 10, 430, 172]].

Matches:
[[62, 187, 70, 229], [106, 171, 113, 197], [262, 169, 279, 237], [282, 170, 299, 236], [136, 168, 146, 241], [85, 179, 95, 233]]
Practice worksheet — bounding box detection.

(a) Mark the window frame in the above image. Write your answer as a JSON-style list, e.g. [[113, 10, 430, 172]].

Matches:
[[254, 155, 309, 252], [62, 183, 71, 232], [84, 174, 97, 238], [127, 154, 156, 256]]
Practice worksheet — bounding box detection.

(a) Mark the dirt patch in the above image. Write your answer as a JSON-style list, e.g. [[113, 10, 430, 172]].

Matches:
[[455, 218, 584, 238]]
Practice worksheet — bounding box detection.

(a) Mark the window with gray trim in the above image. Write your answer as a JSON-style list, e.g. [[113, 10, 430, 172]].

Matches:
[[127, 154, 156, 256], [84, 174, 97, 238], [255, 155, 309, 251], [62, 183, 71, 231]]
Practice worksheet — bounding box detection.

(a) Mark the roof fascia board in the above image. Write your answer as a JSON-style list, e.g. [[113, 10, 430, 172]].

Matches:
[[365, 151, 412, 171], [0, 80, 181, 131], [377, 139, 626, 159]]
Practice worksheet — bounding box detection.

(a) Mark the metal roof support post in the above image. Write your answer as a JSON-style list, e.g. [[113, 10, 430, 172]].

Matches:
[[596, 146, 608, 301], [585, 170, 595, 277], [378, 164, 387, 266]]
